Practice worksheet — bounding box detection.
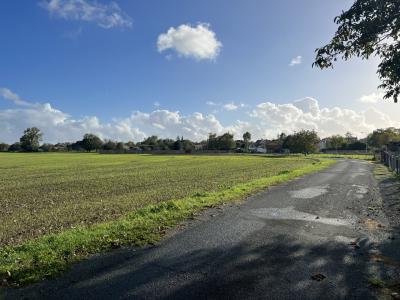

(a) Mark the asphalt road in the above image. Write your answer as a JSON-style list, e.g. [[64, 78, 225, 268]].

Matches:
[[5, 159, 400, 299]]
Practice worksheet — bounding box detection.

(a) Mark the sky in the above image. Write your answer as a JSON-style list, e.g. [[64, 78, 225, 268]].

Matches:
[[1, 0, 399, 143]]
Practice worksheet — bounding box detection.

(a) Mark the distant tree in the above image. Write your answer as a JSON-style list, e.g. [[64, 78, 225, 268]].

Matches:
[[40, 143, 54, 152], [116, 142, 126, 151], [8, 142, 22, 152], [218, 133, 236, 151], [243, 132, 252, 152], [284, 130, 320, 154], [207, 133, 219, 150], [20, 127, 43, 152], [125, 141, 135, 150], [313, 0, 400, 103], [181, 140, 195, 153], [142, 135, 159, 150], [368, 127, 400, 148], [0, 143, 9, 152], [81, 134, 103, 152], [102, 140, 117, 150], [329, 135, 346, 150]]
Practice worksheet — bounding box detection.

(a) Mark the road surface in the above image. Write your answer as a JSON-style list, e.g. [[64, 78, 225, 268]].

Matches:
[[4, 159, 400, 299]]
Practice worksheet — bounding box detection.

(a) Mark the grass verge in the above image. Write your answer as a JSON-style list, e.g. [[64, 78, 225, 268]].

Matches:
[[0, 158, 335, 287]]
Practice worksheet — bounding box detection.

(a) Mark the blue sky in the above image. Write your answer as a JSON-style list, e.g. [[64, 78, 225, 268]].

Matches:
[[0, 0, 399, 143]]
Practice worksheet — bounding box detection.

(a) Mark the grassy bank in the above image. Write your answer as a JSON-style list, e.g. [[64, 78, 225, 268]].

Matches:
[[0, 155, 335, 286], [309, 153, 374, 160]]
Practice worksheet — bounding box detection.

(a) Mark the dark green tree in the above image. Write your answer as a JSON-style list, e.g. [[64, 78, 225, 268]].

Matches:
[[20, 127, 43, 151], [218, 133, 236, 151], [243, 131, 252, 152], [329, 135, 346, 150], [368, 127, 400, 148], [313, 0, 400, 102], [102, 140, 117, 150], [8, 142, 22, 152], [81, 134, 103, 152], [284, 130, 320, 154], [0, 143, 9, 152]]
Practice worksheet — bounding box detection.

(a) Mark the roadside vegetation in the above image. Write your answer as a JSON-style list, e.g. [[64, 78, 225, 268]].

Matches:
[[0, 153, 335, 285]]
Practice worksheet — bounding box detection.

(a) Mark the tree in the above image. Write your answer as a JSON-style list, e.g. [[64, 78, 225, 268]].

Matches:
[[218, 133, 236, 151], [8, 142, 22, 152], [102, 140, 117, 150], [330, 135, 346, 150], [368, 127, 400, 148], [0, 143, 9, 152], [20, 127, 43, 151], [313, 0, 400, 103], [116, 142, 126, 151], [81, 134, 103, 152], [243, 132, 252, 152], [40, 143, 54, 152], [283, 130, 320, 154]]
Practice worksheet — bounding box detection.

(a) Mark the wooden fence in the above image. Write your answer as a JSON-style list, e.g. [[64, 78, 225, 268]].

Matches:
[[381, 151, 400, 175]]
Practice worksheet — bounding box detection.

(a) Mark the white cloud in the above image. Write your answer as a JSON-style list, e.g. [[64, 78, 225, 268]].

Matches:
[[1, 88, 400, 144], [0, 88, 32, 106], [39, 0, 132, 29], [289, 55, 302, 66], [358, 92, 384, 103], [250, 97, 400, 138], [157, 23, 222, 60], [223, 103, 239, 111]]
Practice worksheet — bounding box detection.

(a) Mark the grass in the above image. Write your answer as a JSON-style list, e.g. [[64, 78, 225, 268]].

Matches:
[[0, 153, 335, 285], [308, 153, 374, 160]]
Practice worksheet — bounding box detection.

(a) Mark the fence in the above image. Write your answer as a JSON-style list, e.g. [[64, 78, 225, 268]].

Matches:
[[381, 151, 400, 175]]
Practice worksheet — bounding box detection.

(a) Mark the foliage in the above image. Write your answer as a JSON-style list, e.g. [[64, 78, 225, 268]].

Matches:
[[0, 143, 9, 152], [243, 131, 251, 152], [19, 127, 43, 152], [207, 132, 236, 150], [0, 154, 335, 285], [81, 133, 103, 152], [8, 143, 22, 152], [102, 140, 117, 150], [368, 127, 400, 148], [313, 0, 400, 103], [40, 143, 54, 152], [329, 135, 347, 150], [283, 130, 320, 154]]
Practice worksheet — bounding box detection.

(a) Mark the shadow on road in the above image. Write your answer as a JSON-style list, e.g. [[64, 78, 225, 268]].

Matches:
[[7, 220, 399, 300]]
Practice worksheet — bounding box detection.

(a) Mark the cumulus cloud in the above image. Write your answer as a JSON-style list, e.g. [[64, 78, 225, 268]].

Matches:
[[250, 97, 400, 138], [157, 23, 222, 60], [39, 0, 132, 29], [1, 88, 400, 144], [358, 91, 384, 103], [289, 55, 302, 66]]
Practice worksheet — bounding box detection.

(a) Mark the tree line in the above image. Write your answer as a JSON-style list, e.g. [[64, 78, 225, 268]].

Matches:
[[1, 127, 400, 154]]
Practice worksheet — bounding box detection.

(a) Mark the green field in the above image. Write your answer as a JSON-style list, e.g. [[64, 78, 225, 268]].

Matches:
[[0, 153, 335, 285], [1, 153, 315, 245]]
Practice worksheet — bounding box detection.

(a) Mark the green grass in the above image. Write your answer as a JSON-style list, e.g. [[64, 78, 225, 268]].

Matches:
[[308, 153, 374, 160], [0, 153, 335, 285]]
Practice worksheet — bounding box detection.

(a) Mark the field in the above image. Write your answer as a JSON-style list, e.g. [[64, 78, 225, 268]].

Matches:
[[0, 153, 335, 285]]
